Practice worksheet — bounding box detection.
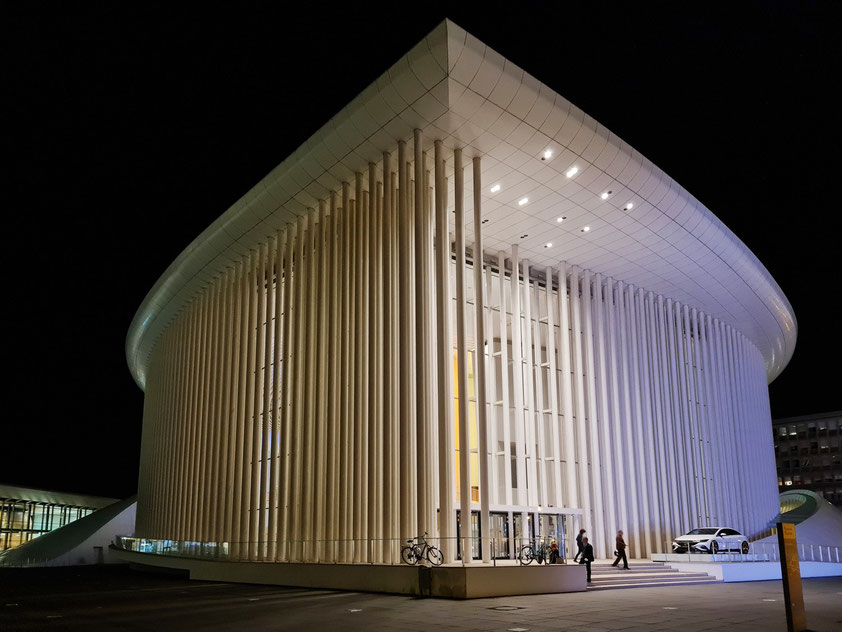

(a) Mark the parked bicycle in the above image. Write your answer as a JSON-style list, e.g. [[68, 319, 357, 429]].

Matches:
[[519, 539, 549, 565], [401, 532, 444, 566]]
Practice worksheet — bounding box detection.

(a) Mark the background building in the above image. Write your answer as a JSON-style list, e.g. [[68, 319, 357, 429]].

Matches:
[[0, 484, 117, 552], [773, 411, 842, 506], [126, 21, 795, 563]]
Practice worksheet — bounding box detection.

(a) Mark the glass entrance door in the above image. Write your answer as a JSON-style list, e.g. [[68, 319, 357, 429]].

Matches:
[[490, 512, 509, 559], [513, 512, 533, 552], [538, 514, 566, 558], [455, 510, 481, 561]]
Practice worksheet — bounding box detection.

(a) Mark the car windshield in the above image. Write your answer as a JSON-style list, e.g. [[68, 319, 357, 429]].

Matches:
[[687, 528, 718, 535]]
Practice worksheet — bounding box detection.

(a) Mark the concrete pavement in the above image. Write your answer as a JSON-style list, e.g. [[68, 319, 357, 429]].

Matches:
[[1, 565, 840, 631]]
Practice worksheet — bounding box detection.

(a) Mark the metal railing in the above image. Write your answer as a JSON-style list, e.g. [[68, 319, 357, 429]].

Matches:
[[113, 534, 569, 566]]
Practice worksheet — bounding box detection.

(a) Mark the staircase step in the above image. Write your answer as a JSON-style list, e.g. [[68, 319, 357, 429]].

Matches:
[[590, 574, 713, 585], [588, 578, 719, 591]]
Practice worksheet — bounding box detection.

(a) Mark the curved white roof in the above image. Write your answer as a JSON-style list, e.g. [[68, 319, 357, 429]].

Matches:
[[127, 19, 796, 390]]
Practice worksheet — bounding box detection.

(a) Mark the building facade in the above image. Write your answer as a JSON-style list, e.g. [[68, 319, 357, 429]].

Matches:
[[773, 411, 842, 507], [0, 484, 117, 552], [127, 21, 796, 562]]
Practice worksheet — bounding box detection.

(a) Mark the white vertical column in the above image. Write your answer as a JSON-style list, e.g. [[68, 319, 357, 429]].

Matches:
[[606, 279, 629, 541], [616, 281, 642, 555], [414, 130, 434, 538], [485, 264, 500, 509], [592, 273, 615, 552], [454, 147, 471, 560], [316, 200, 330, 560], [544, 266, 563, 510], [398, 140, 417, 540], [433, 141, 455, 561], [259, 239, 276, 559], [522, 260, 541, 508], [557, 263, 578, 518], [509, 246, 528, 508], [353, 175, 366, 561], [279, 226, 295, 560], [634, 288, 665, 555], [627, 285, 653, 557], [569, 268, 592, 532], [644, 293, 664, 544], [665, 298, 684, 533], [695, 310, 718, 526], [268, 229, 285, 560], [472, 156, 490, 563], [496, 251, 513, 507], [581, 270, 604, 550], [677, 301, 699, 530]]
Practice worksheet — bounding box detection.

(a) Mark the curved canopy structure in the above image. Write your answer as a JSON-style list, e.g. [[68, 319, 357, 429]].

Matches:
[[127, 19, 795, 391]]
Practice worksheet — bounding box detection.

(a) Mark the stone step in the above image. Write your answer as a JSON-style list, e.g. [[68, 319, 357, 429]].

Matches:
[[591, 567, 681, 574], [587, 577, 720, 591], [590, 573, 713, 585]]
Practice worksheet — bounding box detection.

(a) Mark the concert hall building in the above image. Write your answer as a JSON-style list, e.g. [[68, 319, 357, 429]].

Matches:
[[126, 20, 795, 563]]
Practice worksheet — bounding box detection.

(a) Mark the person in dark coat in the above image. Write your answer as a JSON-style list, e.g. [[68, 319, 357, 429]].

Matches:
[[578, 536, 595, 583], [573, 528, 586, 562], [612, 530, 629, 569]]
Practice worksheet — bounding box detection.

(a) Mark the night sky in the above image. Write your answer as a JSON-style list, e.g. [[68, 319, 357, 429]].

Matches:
[[3, 2, 840, 500]]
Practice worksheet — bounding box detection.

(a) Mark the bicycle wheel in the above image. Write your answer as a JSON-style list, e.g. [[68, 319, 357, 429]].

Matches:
[[401, 545, 419, 565], [426, 546, 444, 566], [519, 545, 534, 565]]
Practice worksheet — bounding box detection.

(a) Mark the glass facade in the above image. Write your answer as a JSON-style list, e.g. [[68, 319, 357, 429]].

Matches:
[[0, 487, 115, 552], [772, 412, 842, 506]]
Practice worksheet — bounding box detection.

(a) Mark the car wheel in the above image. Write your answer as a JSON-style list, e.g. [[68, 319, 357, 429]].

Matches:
[[710, 541, 718, 554], [741, 541, 750, 554]]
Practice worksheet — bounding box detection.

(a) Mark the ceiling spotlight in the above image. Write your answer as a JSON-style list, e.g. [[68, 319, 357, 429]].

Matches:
[[625, 202, 634, 210], [565, 166, 579, 178], [518, 197, 529, 206], [542, 149, 553, 160], [581, 226, 591, 233], [556, 216, 567, 223], [490, 184, 501, 193], [544, 242, 553, 248], [600, 191, 611, 200]]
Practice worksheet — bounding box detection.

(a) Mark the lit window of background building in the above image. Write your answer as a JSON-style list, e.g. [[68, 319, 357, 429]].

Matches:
[[772, 411, 842, 506]]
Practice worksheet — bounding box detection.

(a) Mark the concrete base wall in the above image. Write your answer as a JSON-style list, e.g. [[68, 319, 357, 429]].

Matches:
[[112, 548, 586, 598], [664, 560, 842, 582]]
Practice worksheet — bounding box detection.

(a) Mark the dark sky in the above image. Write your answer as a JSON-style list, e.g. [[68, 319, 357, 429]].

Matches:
[[3, 2, 840, 500]]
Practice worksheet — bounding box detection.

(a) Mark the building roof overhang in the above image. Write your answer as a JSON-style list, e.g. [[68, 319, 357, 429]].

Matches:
[[126, 19, 796, 390]]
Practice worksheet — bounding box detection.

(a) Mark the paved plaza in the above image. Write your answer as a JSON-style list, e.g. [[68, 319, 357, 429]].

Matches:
[[1, 565, 840, 631]]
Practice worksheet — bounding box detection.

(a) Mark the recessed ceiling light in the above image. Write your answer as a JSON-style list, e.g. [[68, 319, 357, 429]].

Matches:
[[544, 242, 553, 248], [565, 166, 579, 178], [581, 226, 591, 232], [518, 197, 529, 206], [556, 216, 567, 223], [600, 191, 609, 200], [542, 149, 553, 160], [490, 184, 501, 193], [625, 202, 634, 210]]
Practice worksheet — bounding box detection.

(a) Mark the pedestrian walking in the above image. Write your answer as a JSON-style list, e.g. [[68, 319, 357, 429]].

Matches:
[[573, 528, 586, 562], [612, 530, 629, 569], [578, 536, 595, 583]]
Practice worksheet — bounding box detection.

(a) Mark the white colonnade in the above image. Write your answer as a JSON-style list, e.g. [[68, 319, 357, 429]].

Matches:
[[136, 133, 780, 563]]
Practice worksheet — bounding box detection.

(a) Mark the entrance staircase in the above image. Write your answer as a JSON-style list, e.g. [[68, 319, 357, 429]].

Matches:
[[587, 561, 719, 591]]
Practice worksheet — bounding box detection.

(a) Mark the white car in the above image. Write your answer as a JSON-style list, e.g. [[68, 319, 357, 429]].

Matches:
[[672, 527, 750, 554]]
